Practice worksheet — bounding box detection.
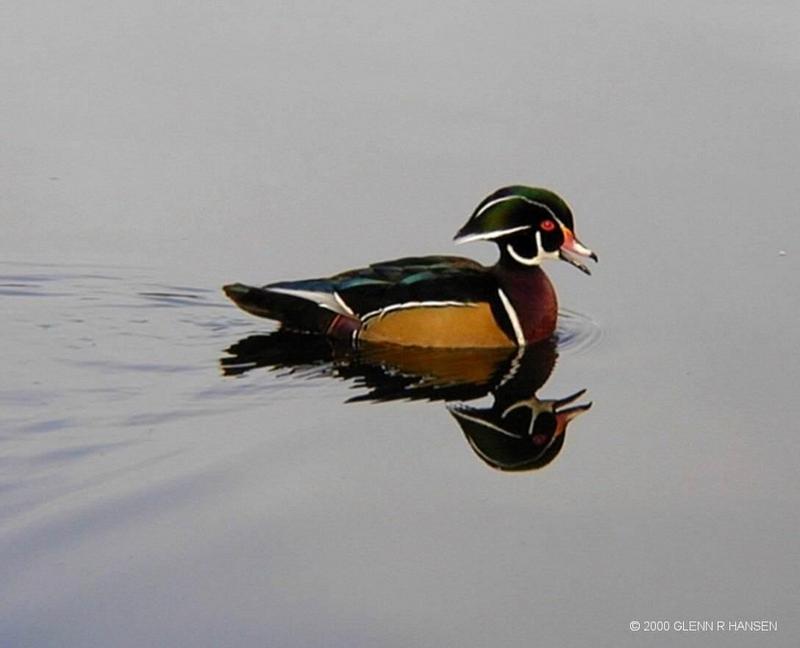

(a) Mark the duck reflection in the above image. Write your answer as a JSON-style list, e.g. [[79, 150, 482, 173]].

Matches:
[[221, 332, 591, 472]]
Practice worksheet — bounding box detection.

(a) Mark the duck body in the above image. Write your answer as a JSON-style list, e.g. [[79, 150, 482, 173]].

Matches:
[[224, 186, 595, 349], [224, 255, 557, 348]]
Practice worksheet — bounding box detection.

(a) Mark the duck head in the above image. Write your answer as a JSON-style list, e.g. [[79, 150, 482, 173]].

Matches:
[[454, 186, 598, 274]]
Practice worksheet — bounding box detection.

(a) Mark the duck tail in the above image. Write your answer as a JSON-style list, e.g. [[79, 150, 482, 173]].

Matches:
[[222, 283, 359, 338]]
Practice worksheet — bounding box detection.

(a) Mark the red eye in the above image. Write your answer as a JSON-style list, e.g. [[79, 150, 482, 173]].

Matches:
[[540, 219, 556, 232]]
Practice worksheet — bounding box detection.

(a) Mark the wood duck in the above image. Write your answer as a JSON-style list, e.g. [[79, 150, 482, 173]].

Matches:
[[223, 186, 596, 348]]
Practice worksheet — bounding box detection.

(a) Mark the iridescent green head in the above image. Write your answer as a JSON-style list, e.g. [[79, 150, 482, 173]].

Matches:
[[454, 186, 597, 274]]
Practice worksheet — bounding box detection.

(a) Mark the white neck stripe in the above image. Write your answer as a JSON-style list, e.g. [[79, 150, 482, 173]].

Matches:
[[497, 289, 526, 346]]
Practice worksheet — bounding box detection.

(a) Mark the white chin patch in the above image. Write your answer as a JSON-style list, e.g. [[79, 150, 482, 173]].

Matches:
[[506, 232, 559, 266], [506, 244, 541, 266]]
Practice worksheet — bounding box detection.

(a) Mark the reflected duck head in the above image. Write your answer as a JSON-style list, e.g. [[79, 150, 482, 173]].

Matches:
[[449, 389, 592, 471]]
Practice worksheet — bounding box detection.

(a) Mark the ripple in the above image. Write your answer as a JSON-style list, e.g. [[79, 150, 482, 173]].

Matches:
[[555, 308, 602, 355]]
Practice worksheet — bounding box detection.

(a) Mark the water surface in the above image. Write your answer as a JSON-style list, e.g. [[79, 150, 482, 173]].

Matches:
[[2, 1, 799, 646]]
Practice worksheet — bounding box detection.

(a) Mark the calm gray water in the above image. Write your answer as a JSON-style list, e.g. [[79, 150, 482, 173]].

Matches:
[[3, 1, 800, 646]]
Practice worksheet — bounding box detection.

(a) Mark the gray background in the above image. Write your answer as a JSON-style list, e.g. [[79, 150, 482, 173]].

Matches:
[[2, 1, 799, 646]]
